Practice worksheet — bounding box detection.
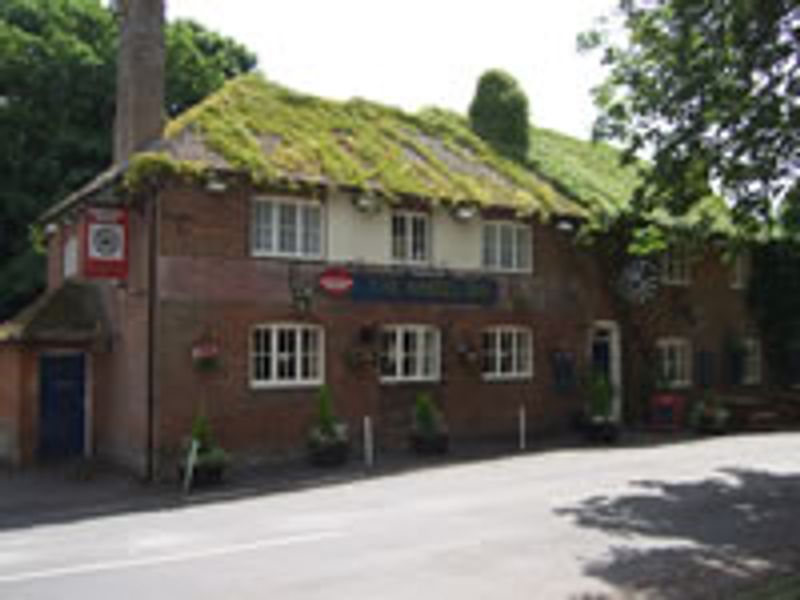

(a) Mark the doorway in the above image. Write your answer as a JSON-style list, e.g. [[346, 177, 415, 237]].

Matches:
[[39, 353, 86, 460], [590, 322, 623, 421]]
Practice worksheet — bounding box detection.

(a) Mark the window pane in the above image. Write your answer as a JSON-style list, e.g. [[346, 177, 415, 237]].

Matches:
[[402, 329, 417, 376], [392, 215, 407, 261], [516, 227, 531, 270], [277, 328, 297, 379], [380, 330, 397, 377], [422, 329, 437, 377], [301, 205, 321, 256], [500, 225, 514, 269], [500, 331, 514, 374], [253, 201, 273, 253], [301, 328, 319, 379], [279, 203, 298, 254], [411, 216, 428, 261], [483, 224, 497, 268], [516, 331, 530, 374], [482, 332, 495, 374]]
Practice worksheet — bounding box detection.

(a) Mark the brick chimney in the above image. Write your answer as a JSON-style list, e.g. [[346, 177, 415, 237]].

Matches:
[[113, 0, 166, 163]]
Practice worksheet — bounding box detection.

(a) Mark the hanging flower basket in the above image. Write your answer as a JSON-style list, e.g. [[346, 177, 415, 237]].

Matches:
[[192, 340, 221, 372]]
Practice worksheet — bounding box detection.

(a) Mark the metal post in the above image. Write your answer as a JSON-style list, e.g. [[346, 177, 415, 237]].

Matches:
[[364, 416, 374, 468], [519, 405, 527, 451]]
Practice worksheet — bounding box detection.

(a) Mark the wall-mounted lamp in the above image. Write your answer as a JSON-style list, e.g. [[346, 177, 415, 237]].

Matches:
[[451, 202, 479, 223], [556, 218, 576, 233], [206, 178, 228, 194], [353, 193, 382, 214]]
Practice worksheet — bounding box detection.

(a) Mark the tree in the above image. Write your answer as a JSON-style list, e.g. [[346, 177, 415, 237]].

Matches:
[[0, 0, 257, 319], [468, 69, 530, 161], [580, 0, 799, 233]]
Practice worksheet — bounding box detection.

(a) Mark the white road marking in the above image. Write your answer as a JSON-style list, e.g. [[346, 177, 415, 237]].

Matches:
[[0, 531, 343, 585]]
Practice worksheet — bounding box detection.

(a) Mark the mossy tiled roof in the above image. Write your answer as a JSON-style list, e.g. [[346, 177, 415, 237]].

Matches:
[[0, 281, 109, 344], [159, 73, 584, 218]]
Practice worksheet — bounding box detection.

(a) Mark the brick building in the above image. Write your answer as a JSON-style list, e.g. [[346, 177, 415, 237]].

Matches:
[[0, 0, 767, 476]]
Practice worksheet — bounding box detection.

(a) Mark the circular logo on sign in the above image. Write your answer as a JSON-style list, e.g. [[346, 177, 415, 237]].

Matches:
[[618, 259, 659, 304], [319, 268, 353, 296], [91, 225, 123, 258]]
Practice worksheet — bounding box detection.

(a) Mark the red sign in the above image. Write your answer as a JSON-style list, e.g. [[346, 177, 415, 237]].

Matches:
[[192, 341, 220, 361], [83, 208, 129, 280], [319, 267, 353, 296]]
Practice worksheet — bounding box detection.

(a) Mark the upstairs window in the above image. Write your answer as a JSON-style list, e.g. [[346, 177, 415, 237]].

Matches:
[[252, 197, 323, 259], [656, 337, 692, 389], [482, 222, 532, 272], [660, 246, 691, 286], [481, 326, 533, 380], [251, 324, 324, 388], [742, 338, 762, 385], [391, 212, 430, 264], [380, 325, 440, 383]]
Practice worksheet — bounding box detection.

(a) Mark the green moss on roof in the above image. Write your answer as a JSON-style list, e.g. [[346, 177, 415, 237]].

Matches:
[[528, 126, 733, 234], [163, 73, 583, 217]]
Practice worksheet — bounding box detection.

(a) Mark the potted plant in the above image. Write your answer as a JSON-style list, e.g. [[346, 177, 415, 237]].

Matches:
[[409, 392, 449, 455], [307, 386, 350, 467], [582, 372, 620, 443], [179, 414, 230, 487], [689, 395, 730, 435]]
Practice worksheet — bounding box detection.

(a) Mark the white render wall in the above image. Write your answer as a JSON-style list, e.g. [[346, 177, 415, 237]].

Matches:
[[326, 193, 485, 271]]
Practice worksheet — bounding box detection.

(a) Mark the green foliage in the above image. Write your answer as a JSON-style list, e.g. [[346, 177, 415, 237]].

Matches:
[[316, 385, 337, 438], [165, 74, 580, 218], [748, 243, 800, 386], [190, 413, 213, 451], [468, 69, 530, 161], [413, 392, 445, 437], [124, 152, 206, 192], [586, 372, 613, 419], [581, 0, 799, 235], [189, 413, 229, 467], [308, 386, 348, 449], [0, 0, 256, 319]]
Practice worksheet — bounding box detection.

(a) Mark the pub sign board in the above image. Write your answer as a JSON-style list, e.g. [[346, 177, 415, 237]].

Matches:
[[351, 271, 498, 306], [83, 208, 129, 280]]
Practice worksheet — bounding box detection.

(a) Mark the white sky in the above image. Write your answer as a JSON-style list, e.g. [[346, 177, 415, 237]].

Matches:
[[166, 0, 617, 140]]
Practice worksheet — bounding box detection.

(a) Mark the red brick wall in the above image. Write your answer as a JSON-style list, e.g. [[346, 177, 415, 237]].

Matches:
[[149, 186, 622, 468], [130, 183, 764, 472], [0, 345, 22, 463]]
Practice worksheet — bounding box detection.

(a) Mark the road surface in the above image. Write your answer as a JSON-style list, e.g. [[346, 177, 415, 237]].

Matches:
[[1, 433, 799, 599]]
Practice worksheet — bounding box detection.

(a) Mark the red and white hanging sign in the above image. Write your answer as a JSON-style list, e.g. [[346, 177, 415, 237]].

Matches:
[[83, 208, 129, 280], [318, 267, 353, 296]]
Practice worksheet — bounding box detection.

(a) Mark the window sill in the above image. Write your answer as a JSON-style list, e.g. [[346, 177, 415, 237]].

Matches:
[[482, 373, 533, 382], [379, 377, 441, 385], [250, 380, 324, 390], [251, 252, 324, 262]]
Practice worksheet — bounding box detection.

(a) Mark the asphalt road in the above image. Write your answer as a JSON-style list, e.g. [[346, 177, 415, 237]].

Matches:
[[2, 433, 800, 599]]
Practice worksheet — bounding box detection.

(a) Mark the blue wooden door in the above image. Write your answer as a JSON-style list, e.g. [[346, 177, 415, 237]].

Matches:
[[39, 354, 85, 459]]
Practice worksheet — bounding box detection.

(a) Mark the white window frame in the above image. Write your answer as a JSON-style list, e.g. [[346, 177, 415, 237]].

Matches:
[[656, 337, 692, 389], [251, 196, 324, 260], [481, 326, 534, 381], [742, 337, 762, 385], [250, 323, 325, 388], [379, 324, 441, 383], [482, 221, 533, 273], [731, 253, 748, 289], [391, 211, 431, 265], [660, 246, 691, 286]]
